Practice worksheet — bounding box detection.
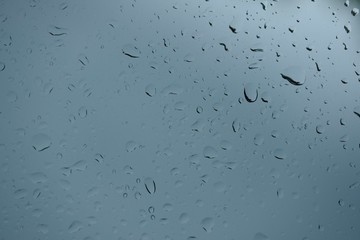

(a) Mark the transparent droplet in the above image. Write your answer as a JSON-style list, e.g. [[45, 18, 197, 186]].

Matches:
[[281, 66, 306, 85], [184, 54, 194, 62], [316, 125, 324, 134], [144, 177, 156, 194], [229, 16, 241, 33], [344, 24, 351, 33], [220, 140, 232, 150], [0, 62, 5, 71], [260, 91, 271, 103], [203, 146, 217, 159], [276, 188, 284, 199], [274, 149, 286, 160], [122, 44, 140, 58], [254, 134, 264, 146], [244, 83, 258, 103], [29, 172, 48, 184], [32, 133, 52, 152], [145, 84, 156, 97], [148, 206, 155, 213], [201, 217, 215, 233], [134, 192, 142, 200], [232, 119, 241, 133], [339, 134, 349, 142], [352, 8, 359, 16]]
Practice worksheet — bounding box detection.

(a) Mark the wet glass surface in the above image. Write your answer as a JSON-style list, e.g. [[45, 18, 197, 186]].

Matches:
[[0, 0, 360, 239]]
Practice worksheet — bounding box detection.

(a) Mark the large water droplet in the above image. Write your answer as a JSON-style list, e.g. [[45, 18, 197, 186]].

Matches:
[[244, 83, 258, 103], [352, 8, 359, 16], [122, 44, 140, 58], [201, 217, 215, 233], [32, 133, 52, 152], [144, 177, 156, 194], [145, 84, 156, 97], [229, 16, 241, 33], [281, 66, 306, 85], [274, 148, 286, 160], [203, 146, 217, 159]]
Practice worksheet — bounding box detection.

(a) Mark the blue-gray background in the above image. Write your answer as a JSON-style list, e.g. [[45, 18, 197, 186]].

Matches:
[[0, 0, 359, 239]]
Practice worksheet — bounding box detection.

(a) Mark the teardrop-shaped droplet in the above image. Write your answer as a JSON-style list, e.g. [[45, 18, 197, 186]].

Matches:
[[144, 177, 156, 194], [244, 83, 258, 103]]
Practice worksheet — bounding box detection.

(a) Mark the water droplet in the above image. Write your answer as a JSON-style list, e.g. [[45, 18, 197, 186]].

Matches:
[[71, 160, 87, 172], [250, 43, 264, 52], [260, 1, 268, 11], [78, 106, 87, 118], [134, 191, 142, 200], [344, 24, 351, 33], [29, 172, 48, 184], [254, 134, 264, 146], [232, 119, 241, 133], [229, 16, 241, 33], [148, 206, 155, 213], [0, 62, 5, 71], [122, 44, 140, 58], [94, 153, 104, 163], [339, 134, 349, 142], [274, 149, 286, 160], [352, 8, 359, 16], [281, 66, 306, 85], [201, 217, 215, 233], [32, 133, 52, 152], [260, 91, 271, 103], [203, 146, 217, 159], [184, 54, 194, 62], [276, 188, 284, 199], [316, 125, 324, 134], [244, 83, 258, 103], [220, 140, 232, 150], [145, 84, 156, 97], [144, 177, 156, 194]]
